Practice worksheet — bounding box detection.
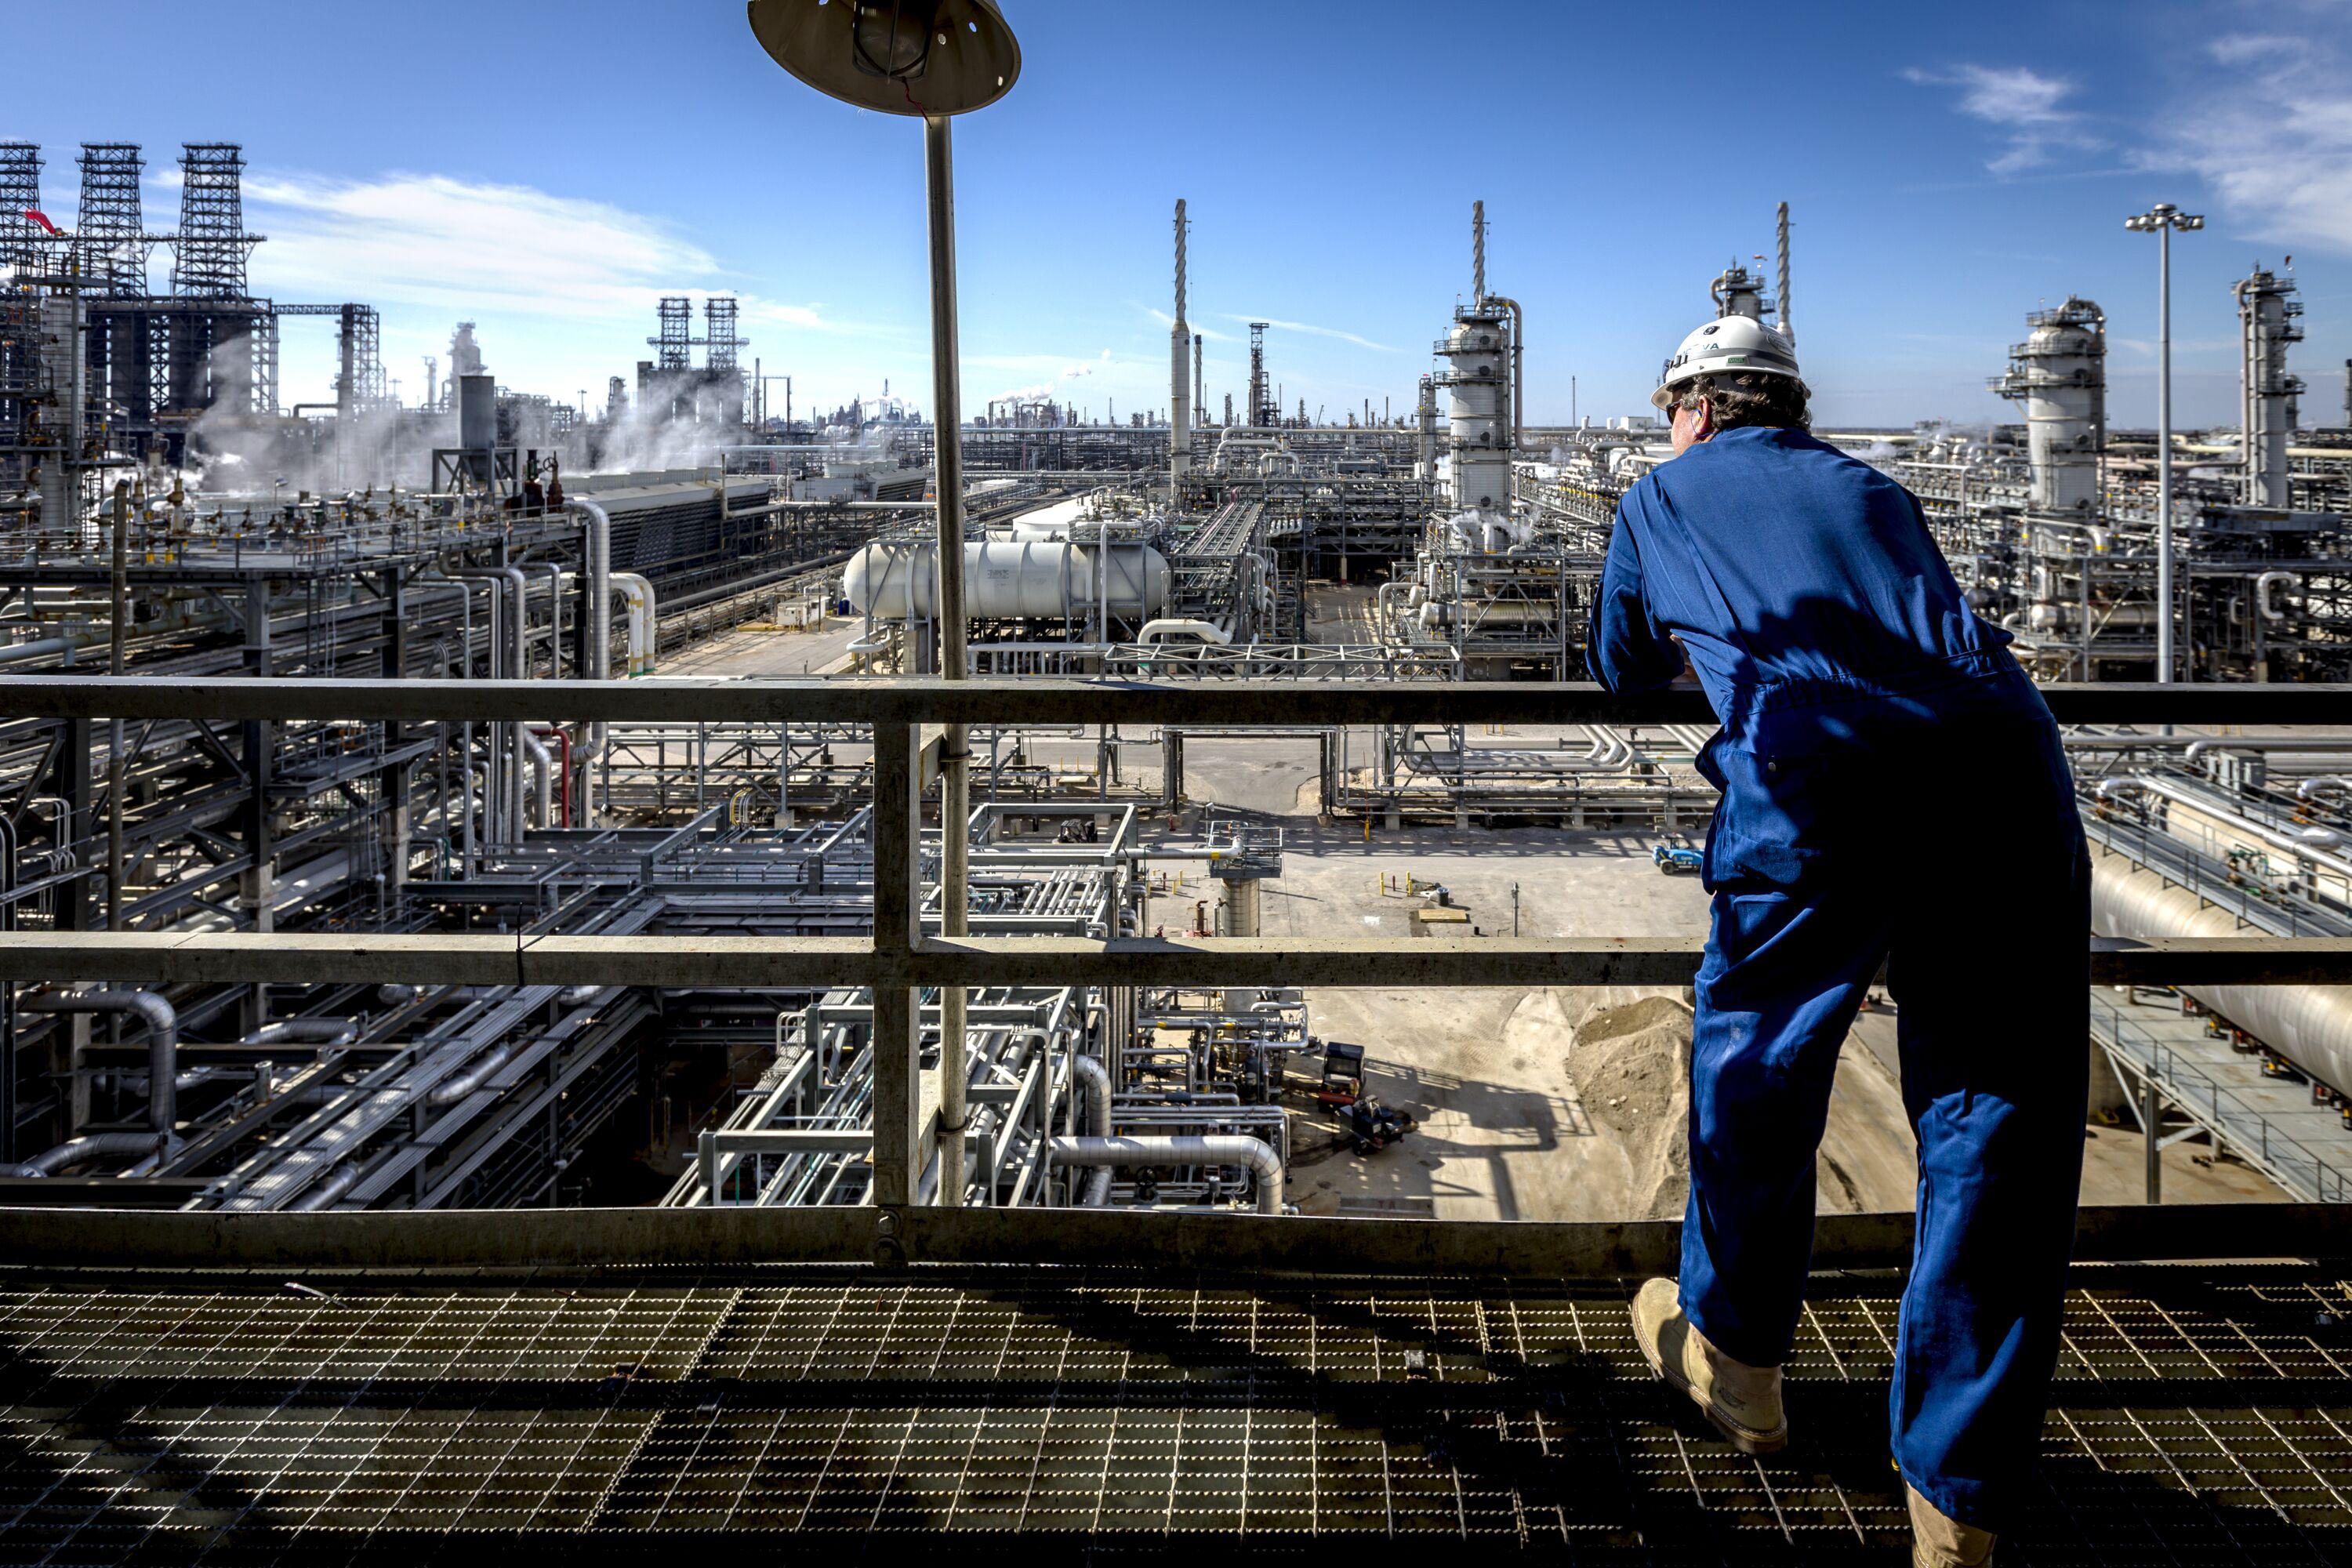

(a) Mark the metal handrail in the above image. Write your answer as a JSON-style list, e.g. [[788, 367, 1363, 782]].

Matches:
[[2091, 995, 2351, 1203], [5, 675, 2352, 1216]]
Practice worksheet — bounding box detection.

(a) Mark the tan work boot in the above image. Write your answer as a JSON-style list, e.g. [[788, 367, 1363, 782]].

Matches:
[[1908, 1483, 1995, 1566], [1628, 1276, 1788, 1454]]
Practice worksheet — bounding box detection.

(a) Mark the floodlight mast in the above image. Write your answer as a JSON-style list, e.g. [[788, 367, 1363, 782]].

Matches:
[[2125, 201, 2204, 688], [746, 0, 1023, 1207]]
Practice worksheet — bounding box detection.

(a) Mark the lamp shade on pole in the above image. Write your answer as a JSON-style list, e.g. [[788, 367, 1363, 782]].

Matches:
[[746, 0, 1021, 117]]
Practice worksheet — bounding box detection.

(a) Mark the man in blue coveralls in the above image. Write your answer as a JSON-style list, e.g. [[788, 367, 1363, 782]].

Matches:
[[1589, 314, 2089, 1568]]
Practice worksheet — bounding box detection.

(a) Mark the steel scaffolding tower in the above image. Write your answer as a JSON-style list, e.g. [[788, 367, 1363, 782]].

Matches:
[[0, 144, 42, 277], [170, 143, 256, 298], [278, 303, 386, 417], [704, 296, 746, 372], [74, 144, 149, 298], [654, 296, 693, 372], [1249, 321, 1272, 428]]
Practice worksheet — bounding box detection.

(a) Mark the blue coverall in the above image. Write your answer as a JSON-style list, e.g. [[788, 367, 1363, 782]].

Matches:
[[1588, 425, 2089, 1532]]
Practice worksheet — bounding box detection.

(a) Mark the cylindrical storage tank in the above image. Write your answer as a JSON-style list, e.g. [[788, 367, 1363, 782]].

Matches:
[[2091, 842, 2352, 1092], [844, 541, 1170, 620], [459, 373, 498, 451]]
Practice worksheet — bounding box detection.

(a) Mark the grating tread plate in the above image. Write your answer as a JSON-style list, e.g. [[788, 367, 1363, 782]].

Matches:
[[0, 1265, 2343, 1562]]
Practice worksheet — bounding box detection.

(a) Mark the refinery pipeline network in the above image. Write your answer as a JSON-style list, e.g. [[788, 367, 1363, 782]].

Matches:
[[0, 136, 2350, 1225], [6, 3, 2352, 1557]]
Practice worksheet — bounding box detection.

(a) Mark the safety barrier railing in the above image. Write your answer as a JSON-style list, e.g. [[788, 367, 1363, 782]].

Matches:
[[2090, 993, 2352, 1204], [1, 676, 2350, 1266]]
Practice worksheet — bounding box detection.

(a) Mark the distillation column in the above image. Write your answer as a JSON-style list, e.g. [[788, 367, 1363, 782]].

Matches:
[[1437, 203, 1512, 515], [1169, 199, 1191, 499], [2235, 265, 2304, 509], [1991, 297, 2107, 518]]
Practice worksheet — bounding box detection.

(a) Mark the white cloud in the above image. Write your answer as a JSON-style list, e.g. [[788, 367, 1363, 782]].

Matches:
[[2142, 32, 2352, 252], [1218, 313, 1396, 352], [1904, 64, 2076, 125], [2207, 34, 2299, 67], [1903, 64, 2100, 174], [245, 171, 722, 318], [232, 169, 836, 401]]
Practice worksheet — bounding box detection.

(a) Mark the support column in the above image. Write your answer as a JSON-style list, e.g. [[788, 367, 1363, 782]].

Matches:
[[379, 571, 411, 899], [926, 114, 973, 1210], [58, 720, 93, 1133], [870, 720, 924, 1207], [239, 579, 274, 1036], [2143, 1072, 2163, 1205]]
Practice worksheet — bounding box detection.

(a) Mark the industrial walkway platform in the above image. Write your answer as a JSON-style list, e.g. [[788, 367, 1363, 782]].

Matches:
[[1, 1256, 2349, 1563]]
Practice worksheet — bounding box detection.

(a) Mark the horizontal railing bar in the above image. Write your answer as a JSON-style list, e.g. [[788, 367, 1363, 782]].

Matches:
[[0, 1201, 2336, 1276], [0, 931, 2344, 988], [710, 1129, 874, 1152], [3, 675, 2350, 726]]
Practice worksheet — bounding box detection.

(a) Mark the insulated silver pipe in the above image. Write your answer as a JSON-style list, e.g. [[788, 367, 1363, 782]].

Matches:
[[536, 562, 566, 679], [1071, 1051, 1111, 1131], [2099, 774, 2352, 883], [1047, 1134, 1283, 1214], [241, 1018, 359, 1049], [2092, 844, 2352, 1094], [428, 1040, 514, 1107], [0, 1130, 169, 1178], [1486, 296, 1525, 459], [1070, 1052, 1115, 1204], [292, 1161, 361, 1211], [521, 728, 553, 829], [566, 499, 614, 826], [451, 567, 531, 840], [25, 989, 176, 1134]]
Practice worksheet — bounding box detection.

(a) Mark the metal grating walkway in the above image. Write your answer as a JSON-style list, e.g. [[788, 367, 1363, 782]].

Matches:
[[0, 1263, 2347, 1563]]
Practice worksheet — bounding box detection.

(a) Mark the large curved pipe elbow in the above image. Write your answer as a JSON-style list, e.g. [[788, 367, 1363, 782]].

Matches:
[[1070, 1054, 1112, 1135], [1047, 1134, 1283, 1214], [27, 989, 176, 1134], [0, 1130, 169, 1178], [2256, 569, 2297, 624]]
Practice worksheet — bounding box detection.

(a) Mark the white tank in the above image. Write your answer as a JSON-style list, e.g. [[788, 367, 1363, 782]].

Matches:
[[1003, 497, 1092, 542], [1991, 297, 2105, 517], [844, 541, 1170, 620]]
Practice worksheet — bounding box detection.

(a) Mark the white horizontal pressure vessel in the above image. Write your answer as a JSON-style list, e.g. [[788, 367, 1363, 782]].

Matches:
[[844, 541, 1171, 621]]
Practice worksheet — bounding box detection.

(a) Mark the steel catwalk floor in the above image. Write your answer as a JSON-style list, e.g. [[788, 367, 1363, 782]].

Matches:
[[0, 1261, 2348, 1564]]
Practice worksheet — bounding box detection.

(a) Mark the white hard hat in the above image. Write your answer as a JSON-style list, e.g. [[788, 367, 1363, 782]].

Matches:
[[1651, 316, 1802, 410]]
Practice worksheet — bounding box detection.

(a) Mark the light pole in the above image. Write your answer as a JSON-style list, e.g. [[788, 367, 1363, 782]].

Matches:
[[2125, 201, 2203, 684], [749, 0, 1019, 1210]]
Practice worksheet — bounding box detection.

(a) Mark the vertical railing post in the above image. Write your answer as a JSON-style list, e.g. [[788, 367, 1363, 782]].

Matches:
[[926, 113, 974, 1210], [870, 720, 924, 1207]]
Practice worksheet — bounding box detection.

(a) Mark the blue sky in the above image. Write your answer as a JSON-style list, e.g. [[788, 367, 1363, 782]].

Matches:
[[8, 0, 2350, 430]]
